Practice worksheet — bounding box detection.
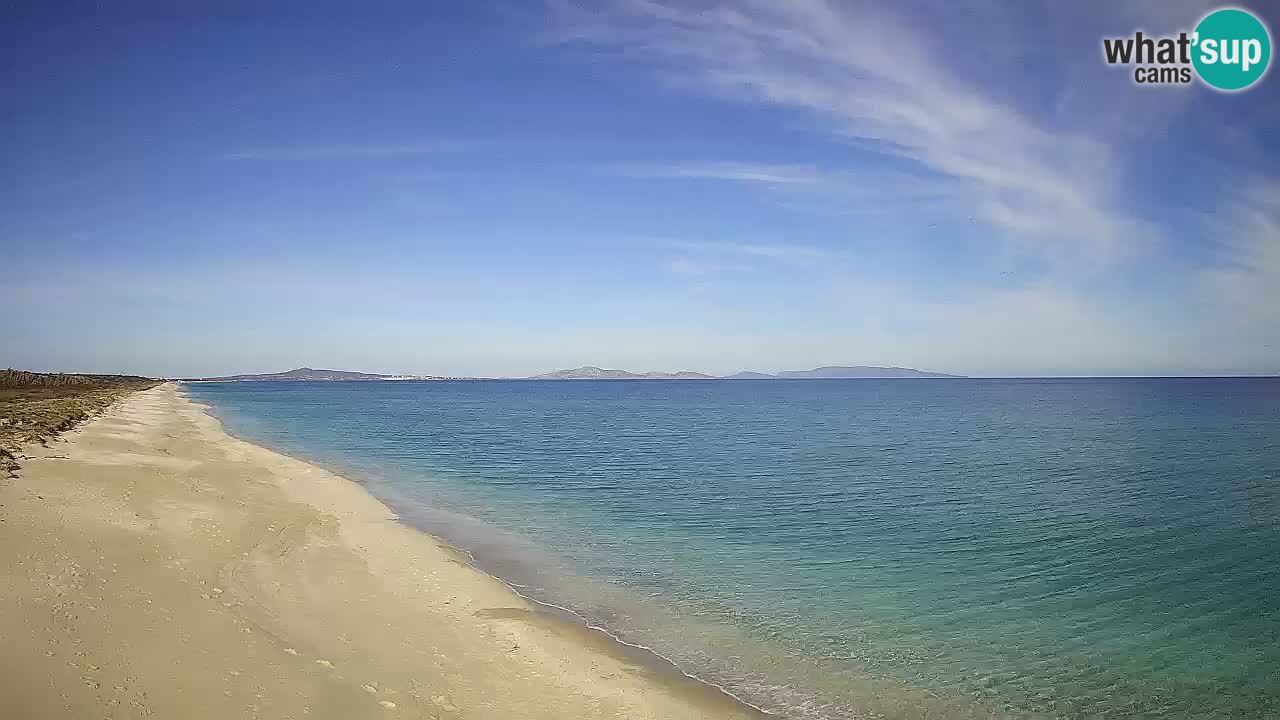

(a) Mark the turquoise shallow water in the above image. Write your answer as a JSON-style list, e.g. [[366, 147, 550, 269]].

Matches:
[[185, 378, 1280, 719]]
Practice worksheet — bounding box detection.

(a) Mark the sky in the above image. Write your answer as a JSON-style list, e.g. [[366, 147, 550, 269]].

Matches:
[[2, 0, 1278, 378]]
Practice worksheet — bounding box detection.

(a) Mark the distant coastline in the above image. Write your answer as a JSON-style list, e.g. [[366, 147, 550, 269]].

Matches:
[[187, 367, 472, 382], [187, 365, 968, 382]]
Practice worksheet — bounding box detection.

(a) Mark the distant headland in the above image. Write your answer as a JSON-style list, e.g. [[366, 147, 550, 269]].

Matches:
[[187, 365, 966, 382], [187, 367, 468, 382]]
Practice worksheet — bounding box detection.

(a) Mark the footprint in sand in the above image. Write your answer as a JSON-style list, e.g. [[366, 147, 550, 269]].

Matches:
[[361, 684, 378, 693], [378, 700, 397, 709], [283, 648, 298, 655], [315, 659, 334, 668], [431, 695, 459, 711]]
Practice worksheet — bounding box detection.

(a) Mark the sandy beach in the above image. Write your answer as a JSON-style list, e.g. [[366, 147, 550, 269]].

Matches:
[[0, 383, 763, 720]]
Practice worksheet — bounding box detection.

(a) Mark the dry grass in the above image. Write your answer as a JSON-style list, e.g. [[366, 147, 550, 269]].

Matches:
[[1, 369, 159, 477]]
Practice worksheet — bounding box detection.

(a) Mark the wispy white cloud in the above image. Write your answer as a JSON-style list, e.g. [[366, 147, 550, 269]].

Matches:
[[559, 0, 1149, 266], [223, 141, 455, 161], [626, 161, 823, 184], [1203, 177, 1280, 325], [550, 0, 1277, 374], [665, 239, 834, 266], [625, 160, 970, 227], [664, 253, 759, 277], [666, 256, 704, 275]]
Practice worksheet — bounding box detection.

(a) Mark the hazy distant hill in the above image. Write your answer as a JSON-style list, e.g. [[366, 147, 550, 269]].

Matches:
[[196, 367, 404, 382], [773, 366, 963, 378], [194, 365, 962, 382], [529, 365, 961, 380], [530, 366, 716, 380]]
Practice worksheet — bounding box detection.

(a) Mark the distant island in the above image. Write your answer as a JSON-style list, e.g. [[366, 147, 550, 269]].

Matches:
[[529, 366, 716, 380], [189, 367, 461, 382], [188, 365, 965, 382]]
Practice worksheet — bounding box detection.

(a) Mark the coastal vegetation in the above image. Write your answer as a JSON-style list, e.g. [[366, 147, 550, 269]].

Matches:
[[0, 369, 157, 477]]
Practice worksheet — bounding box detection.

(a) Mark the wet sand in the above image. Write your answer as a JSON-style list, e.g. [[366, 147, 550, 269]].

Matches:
[[0, 383, 765, 720]]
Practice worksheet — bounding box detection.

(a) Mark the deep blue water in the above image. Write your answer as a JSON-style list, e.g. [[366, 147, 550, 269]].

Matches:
[[184, 378, 1280, 719]]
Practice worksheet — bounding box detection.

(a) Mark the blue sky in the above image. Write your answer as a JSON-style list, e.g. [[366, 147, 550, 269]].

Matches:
[[3, 0, 1278, 377]]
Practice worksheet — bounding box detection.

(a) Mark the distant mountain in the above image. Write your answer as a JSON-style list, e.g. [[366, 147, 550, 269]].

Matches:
[[192, 367, 448, 382], [530, 366, 716, 380], [192, 365, 962, 382], [774, 366, 963, 379]]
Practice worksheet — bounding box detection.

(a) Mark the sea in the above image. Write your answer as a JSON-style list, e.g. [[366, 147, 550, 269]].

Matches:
[[184, 378, 1280, 719]]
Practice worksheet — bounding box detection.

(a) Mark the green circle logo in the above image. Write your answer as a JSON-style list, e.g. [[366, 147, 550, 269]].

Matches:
[[1193, 7, 1272, 91]]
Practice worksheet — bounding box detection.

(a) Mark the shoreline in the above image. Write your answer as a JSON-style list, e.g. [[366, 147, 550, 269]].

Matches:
[[182, 385, 781, 719], [0, 383, 768, 719], [182, 383, 1016, 720]]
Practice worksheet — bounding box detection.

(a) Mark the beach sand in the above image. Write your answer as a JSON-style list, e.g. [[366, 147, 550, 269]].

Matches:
[[0, 383, 764, 720]]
